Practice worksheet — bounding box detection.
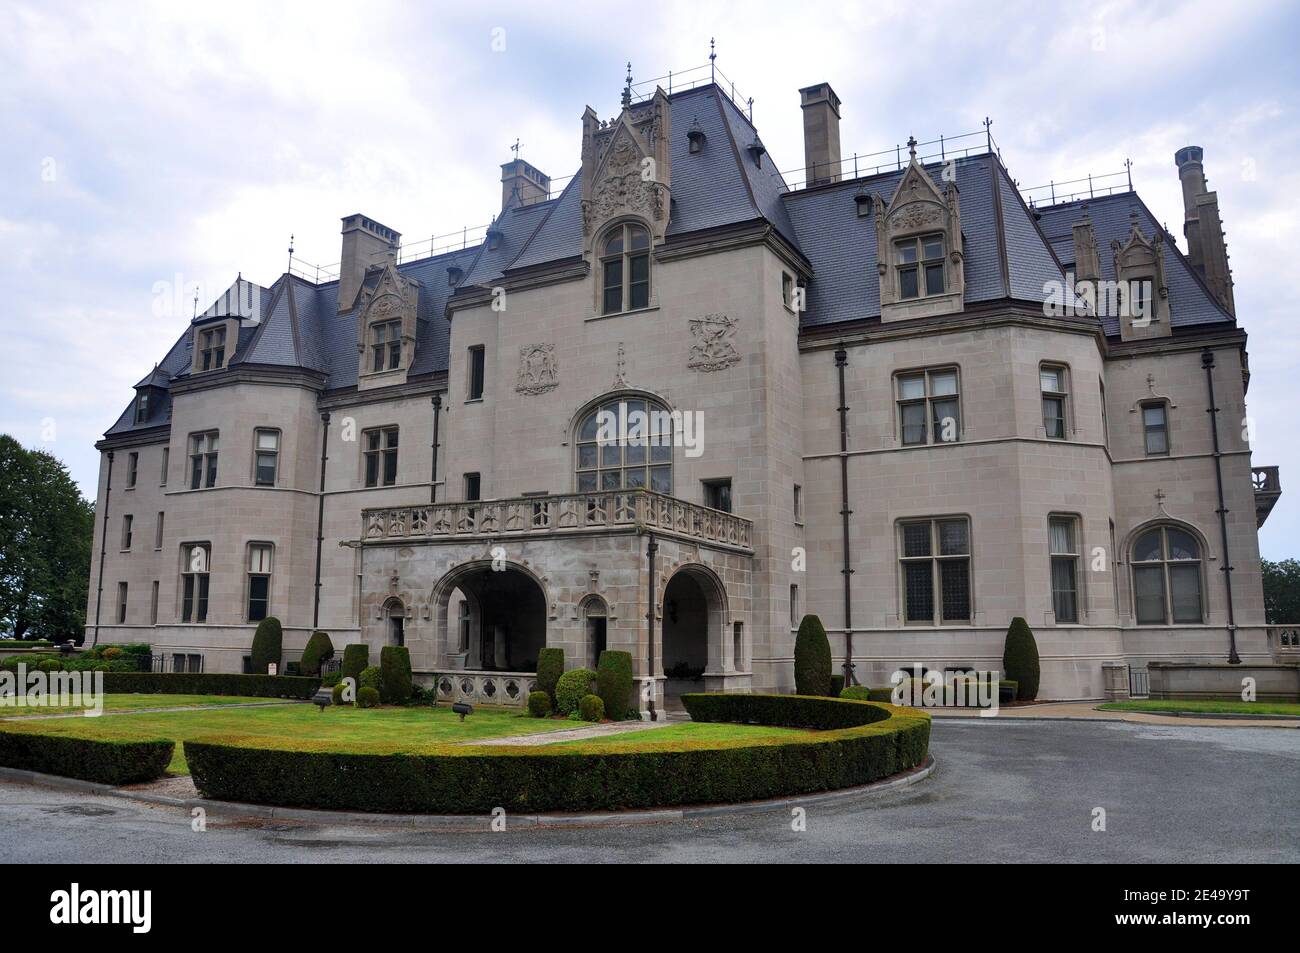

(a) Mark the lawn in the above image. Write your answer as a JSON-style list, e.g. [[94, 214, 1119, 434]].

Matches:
[[0, 704, 596, 774], [555, 722, 818, 747], [0, 694, 287, 718], [1098, 699, 1300, 717]]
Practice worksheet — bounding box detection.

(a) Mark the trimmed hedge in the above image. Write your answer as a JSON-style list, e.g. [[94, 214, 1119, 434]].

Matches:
[[0, 640, 54, 648], [0, 730, 172, 785], [527, 691, 551, 718], [555, 668, 595, 716], [1003, 617, 1040, 701], [99, 672, 320, 699], [300, 631, 334, 678], [536, 648, 564, 705], [579, 693, 605, 722], [357, 687, 380, 709], [379, 646, 412, 705], [595, 650, 633, 720], [250, 617, 283, 674], [341, 644, 369, 685], [794, 615, 832, 697], [184, 693, 929, 814]]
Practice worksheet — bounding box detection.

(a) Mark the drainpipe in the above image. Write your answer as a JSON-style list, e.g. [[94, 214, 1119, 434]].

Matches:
[[430, 393, 442, 503], [646, 531, 659, 721], [835, 347, 857, 686], [1201, 350, 1239, 664], [312, 412, 330, 630], [90, 450, 114, 648]]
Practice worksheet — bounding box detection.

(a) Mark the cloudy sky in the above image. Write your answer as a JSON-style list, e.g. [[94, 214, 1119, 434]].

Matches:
[[1, 0, 1297, 557]]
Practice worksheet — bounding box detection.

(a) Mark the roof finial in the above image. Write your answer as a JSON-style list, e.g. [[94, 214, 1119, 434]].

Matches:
[[709, 38, 716, 83], [287, 233, 295, 273], [510, 137, 522, 160], [192, 286, 199, 319], [907, 135, 917, 160], [622, 62, 632, 109]]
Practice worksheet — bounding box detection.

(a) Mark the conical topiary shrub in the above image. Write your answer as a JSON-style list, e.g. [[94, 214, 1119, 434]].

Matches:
[[250, 617, 283, 674], [379, 645, 413, 704], [536, 647, 565, 706], [794, 614, 832, 697], [340, 643, 369, 687], [596, 650, 633, 720], [1002, 617, 1040, 701], [299, 630, 334, 677]]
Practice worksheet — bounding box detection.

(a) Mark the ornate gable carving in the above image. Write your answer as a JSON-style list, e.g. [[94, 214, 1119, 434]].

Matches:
[[580, 86, 672, 249], [687, 313, 740, 372], [1111, 210, 1171, 341], [515, 343, 559, 395]]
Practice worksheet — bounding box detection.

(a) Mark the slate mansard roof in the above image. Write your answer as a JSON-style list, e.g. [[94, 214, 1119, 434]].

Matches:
[[105, 82, 1237, 439]]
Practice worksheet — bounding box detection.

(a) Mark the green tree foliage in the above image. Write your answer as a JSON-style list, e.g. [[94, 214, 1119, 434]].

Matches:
[[340, 644, 369, 685], [299, 631, 334, 677], [595, 650, 633, 719], [1262, 559, 1300, 624], [250, 617, 283, 674], [0, 436, 94, 641], [1002, 617, 1040, 701], [793, 614, 832, 696], [536, 647, 565, 705], [379, 645, 413, 704]]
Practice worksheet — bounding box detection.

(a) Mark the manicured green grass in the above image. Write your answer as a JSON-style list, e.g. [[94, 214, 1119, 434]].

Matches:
[[1098, 699, 1300, 717], [0, 704, 595, 774], [0, 694, 285, 718], [554, 721, 818, 747]]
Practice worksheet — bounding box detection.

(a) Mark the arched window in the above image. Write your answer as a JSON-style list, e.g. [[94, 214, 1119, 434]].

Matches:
[[575, 397, 672, 494], [1131, 525, 1203, 624], [600, 222, 651, 314]]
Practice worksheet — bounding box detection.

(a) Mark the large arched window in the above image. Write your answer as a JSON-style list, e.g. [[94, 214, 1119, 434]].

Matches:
[[600, 222, 651, 314], [1131, 525, 1203, 624], [575, 397, 672, 494]]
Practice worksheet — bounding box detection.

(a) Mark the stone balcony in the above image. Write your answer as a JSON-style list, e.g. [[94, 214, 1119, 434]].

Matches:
[[1252, 465, 1282, 527], [361, 488, 753, 553]]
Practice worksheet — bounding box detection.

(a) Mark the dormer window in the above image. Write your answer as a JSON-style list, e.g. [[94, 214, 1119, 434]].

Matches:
[[600, 223, 651, 314], [198, 326, 226, 371], [370, 319, 402, 372], [134, 391, 151, 424], [896, 234, 946, 300]]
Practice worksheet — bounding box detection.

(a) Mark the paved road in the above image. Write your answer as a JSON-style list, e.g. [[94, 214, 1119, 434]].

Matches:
[[1, 720, 1295, 863]]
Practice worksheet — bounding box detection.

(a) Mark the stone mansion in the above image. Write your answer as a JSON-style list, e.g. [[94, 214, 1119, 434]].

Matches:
[[86, 74, 1283, 708]]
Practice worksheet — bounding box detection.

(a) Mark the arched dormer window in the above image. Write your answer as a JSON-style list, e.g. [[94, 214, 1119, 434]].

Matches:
[[599, 223, 651, 315], [575, 396, 672, 494], [1131, 524, 1204, 624]]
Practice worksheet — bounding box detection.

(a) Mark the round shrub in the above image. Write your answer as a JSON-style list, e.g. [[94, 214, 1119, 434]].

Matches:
[[595, 650, 633, 720], [331, 682, 349, 706], [794, 614, 832, 697], [250, 617, 283, 674], [300, 631, 334, 677], [356, 686, 380, 709], [527, 690, 551, 718], [379, 646, 413, 704], [578, 694, 605, 722], [536, 647, 565, 706], [555, 668, 595, 716], [37, 659, 62, 673], [839, 685, 872, 701], [340, 644, 369, 685], [358, 666, 382, 694], [1002, 617, 1040, 701], [101, 647, 123, 661]]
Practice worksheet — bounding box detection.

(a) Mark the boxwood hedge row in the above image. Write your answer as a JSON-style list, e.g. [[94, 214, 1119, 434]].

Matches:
[[184, 693, 929, 814], [100, 672, 320, 699], [0, 730, 173, 785]]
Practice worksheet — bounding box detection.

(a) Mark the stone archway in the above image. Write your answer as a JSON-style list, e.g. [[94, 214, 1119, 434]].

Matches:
[[431, 561, 548, 672], [661, 564, 727, 698], [580, 595, 609, 670], [382, 597, 406, 647]]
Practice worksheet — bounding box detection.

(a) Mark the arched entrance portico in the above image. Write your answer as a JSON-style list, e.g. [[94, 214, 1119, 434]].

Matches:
[[661, 565, 727, 699], [432, 562, 547, 671]]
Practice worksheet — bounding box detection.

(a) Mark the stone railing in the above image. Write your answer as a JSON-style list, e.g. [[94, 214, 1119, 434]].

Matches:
[[1252, 465, 1281, 527], [362, 488, 753, 551], [1266, 625, 1300, 657], [431, 670, 537, 707]]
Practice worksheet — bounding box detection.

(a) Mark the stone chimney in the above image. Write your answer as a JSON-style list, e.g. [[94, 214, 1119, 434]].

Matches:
[[338, 214, 400, 313], [500, 158, 551, 212], [1175, 146, 1235, 315], [799, 82, 842, 186]]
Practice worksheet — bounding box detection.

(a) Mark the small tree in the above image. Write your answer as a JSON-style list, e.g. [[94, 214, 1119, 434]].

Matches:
[[250, 617, 283, 674], [596, 650, 633, 720], [379, 645, 413, 704], [341, 644, 369, 685], [300, 631, 334, 677], [1262, 559, 1300, 624], [1002, 617, 1041, 701], [794, 614, 832, 696], [537, 647, 565, 706], [555, 668, 595, 716]]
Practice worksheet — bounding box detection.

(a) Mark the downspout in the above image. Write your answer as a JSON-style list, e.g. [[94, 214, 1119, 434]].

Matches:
[[90, 450, 114, 648], [312, 412, 330, 630], [646, 531, 659, 721], [1201, 350, 1239, 664], [835, 347, 857, 686], [430, 393, 442, 503]]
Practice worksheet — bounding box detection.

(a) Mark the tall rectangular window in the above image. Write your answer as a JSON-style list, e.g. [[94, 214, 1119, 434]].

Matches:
[[199, 326, 226, 371], [188, 431, 218, 489], [126, 452, 138, 488], [134, 391, 150, 424], [1050, 516, 1080, 623], [247, 544, 272, 622], [116, 582, 128, 624], [254, 429, 280, 486], [160, 447, 169, 486], [150, 580, 159, 625], [897, 367, 960, 445], [155, 512, 164, 550], [1040, 365, 1069, 439], [793, 484, 803, 523], [363, 427, 399, 488], [464, 472, 481, 501], [370, 320, 402, 372], [900, 518, 971, 624], [467, 346, 485, 401], [790, 584, 799, 628], [703, 479, 733, 513], [1142, 403, 1169, 456], [121, 514, 133, 550], [181, 543, 210, 623]]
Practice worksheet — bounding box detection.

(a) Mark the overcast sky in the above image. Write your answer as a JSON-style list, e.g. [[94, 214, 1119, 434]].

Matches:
[[1, 0, 1297, 557]]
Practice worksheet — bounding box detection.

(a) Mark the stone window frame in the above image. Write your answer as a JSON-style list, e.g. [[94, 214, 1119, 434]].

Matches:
[[572, 393, 674, 495], [1039, 362, 1071, 440], [1048, 513, 1083, 624], [1127, 522, 1207, 626], [116, 581, 128, 624], [361, 425, 399, 488], [160, 447, 169, 487], [596, 219, 653, 316], [368, 318, 403, 374], [120, 513, 133, 552], [245, 541, 274, 624], [252, 428, 281, 487], [195, 323, 228, 372], [134, 391, 150, 424], [466, 345, 486, 402], [126, 451, 138, 489], [187, 430, 219, 490], [893, 232, 947, 302], [894, 365, 962, 446], [150, 580, 159, 625], [789, 583, 799, 630], [155, 511, 164, 551], [1140, 400, 1171, 457], [179, 541, 211, 624], [896, 515, 973, 626]]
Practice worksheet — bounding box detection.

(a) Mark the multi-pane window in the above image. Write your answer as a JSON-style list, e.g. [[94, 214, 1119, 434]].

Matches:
[[370, 320, 402, 373], [1142, 403, 1169, 456], [121, 514, 133, 550], [181, 543, 210, 623], [895, 234, 945, 300], [1049, 516, 1080, 623], [899, 518, 971, 623], [155, 512, 164, 550], [467, 346, 485, 401], [254, 429, 279, 486], [575, 398, 672, 494], [363, 427, 399, 488], [188, 432, 219, 489], [1132, 526, 1203, 624], [247, 544, 272, 622], [116, 582, 128, 624], [897, 368, 960, 445], [199, 326, 226, 371], [1040, 365, 1069, 439], [135, 391, 150, 424], [600, 223, 651, 314], [703, 479, 733, 513], [126, 452, 138, 488]]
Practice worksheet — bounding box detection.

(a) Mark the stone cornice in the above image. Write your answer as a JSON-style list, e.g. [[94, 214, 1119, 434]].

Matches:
[[319, 372, 447, 410], [168, 364, 326, 397], [94, 425, 170, 453]]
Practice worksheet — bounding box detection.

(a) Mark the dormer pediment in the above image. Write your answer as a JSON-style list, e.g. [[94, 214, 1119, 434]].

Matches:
[[884, 160, 951, 236], [356, 262, 421, 391], [580, 85, 672, 251], [1110, 211, 1170, 341]]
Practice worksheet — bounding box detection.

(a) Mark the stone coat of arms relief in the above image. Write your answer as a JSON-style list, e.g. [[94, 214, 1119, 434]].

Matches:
[[515, 343, 559, 395], [687, 314, 740, 372]]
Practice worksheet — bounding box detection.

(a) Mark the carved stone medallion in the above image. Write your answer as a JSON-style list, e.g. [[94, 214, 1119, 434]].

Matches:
[[515, 343, 559, 395], [687, 314, 740, 372]]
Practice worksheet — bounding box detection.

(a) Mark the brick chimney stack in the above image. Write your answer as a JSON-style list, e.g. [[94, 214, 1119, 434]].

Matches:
[[799, 82, 842, 186], [1175, 146, 1235, 315]]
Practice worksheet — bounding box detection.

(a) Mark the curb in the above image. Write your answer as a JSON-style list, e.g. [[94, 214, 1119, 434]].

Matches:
[[0, 757, 935, 830], [928, 710, 1300, 726]]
